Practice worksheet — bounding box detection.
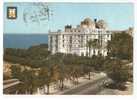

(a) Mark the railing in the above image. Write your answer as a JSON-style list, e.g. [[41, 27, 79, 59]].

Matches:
[[3, 79, 21, 94]]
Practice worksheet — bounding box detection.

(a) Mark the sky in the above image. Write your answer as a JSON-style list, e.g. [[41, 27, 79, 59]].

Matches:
[[4, 3, 134, 34]]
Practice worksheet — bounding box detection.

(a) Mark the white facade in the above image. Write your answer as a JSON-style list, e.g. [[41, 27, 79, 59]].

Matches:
[[48, 18, 112, 57]]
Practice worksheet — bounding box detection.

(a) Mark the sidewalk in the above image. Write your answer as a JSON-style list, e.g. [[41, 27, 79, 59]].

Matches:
[[35, 72, 107, 95]]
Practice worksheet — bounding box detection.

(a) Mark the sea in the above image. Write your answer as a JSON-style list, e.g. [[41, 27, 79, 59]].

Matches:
[[3, 34, 48, 49]]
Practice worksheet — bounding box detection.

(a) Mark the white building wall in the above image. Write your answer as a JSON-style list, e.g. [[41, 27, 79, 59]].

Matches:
[[48, 28, 111, 57]]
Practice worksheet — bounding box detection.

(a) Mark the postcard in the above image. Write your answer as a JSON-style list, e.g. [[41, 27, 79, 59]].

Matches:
[[3, 2, 133, 95]]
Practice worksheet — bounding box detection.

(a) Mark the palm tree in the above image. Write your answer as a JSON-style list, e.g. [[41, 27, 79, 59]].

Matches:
[[36, 54, 54, 94], [11, 65, 22, 79], [38, 67, 52, 94], [86, 39, 101, 57], [82, 57, 93, 80], [58, 54, 66, 90], [86, 40, 93, 57], [21, 69, 38, 94], [49, 53, 66, 90]]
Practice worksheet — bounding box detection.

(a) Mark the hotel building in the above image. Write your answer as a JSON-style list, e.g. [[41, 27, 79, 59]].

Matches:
[[48, 18, 112, 57]]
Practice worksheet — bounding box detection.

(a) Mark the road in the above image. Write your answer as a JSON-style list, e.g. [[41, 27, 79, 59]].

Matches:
[[62, 76, 112, 95]]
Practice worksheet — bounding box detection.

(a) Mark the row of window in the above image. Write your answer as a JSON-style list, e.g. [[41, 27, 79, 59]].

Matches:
[[62, 34, 111, 39], [80, 49, 107, 56], [66, 29, 81, 33], [66, 28, 110, 33]]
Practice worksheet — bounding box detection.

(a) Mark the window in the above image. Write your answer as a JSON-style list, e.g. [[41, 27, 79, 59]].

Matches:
[[78, 35, 80, 37], [78, 45, 80, 47]]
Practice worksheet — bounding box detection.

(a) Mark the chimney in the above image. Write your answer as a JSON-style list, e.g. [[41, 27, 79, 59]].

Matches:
[[94, 18, 97, 23], [65, 25, 72, 32]]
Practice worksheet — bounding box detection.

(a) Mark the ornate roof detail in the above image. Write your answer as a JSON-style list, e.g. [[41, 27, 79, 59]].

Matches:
[[81, 17, 95, 29], [96, 20, 107, 29]]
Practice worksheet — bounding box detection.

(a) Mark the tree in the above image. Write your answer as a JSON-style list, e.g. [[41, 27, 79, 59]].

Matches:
[[82, 57, 92, 80], [87, 39, 101, 57], [38, 67, 52, 94], [46, 53, 66, 90], [104, 59, 130, 89], [22, 69, 36, 94], [92, 55, 105, 71], [57, 54, 66, 90], [107, 32, 133, 61], [11, 65, 22, 79], [11, 65, 40, 94], [4, 44, 51, 68], [86, 40, 93, 56]]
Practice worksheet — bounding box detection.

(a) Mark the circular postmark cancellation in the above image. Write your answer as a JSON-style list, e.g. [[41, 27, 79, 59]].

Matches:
[[23, 3, 53, 24]]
